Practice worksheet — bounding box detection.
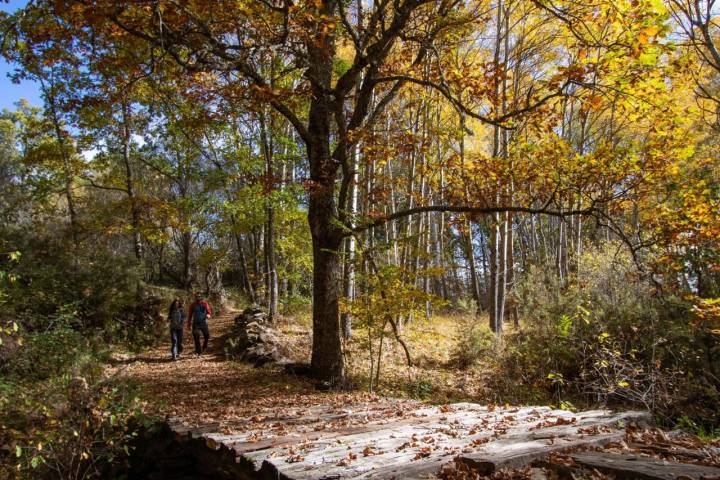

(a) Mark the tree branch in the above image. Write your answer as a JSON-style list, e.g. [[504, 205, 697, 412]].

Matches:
[[352, 202, 600, 234]]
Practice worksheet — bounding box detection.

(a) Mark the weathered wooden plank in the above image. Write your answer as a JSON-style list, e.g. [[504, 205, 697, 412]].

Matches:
[[269, 408, 622, 479], [458, 431, 625, 475], [231, 404, 535, 457], [457, 411, 651, 475], [629, 442, 718, 462], [237, 407, 630, 476], [275, 406, 556, 467], [188, 422, 223, 439], [570, 451, 720, 480], [360, 415, 637, 479], [168, 406, 657, 480]]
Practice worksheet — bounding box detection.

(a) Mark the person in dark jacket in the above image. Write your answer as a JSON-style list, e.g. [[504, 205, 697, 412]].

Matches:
[[168, 299, 186, 361], [187, 294, 213, 355]]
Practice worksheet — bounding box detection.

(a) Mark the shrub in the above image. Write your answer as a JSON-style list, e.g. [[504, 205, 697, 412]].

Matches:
[[282, 293, 312, 317], [503, 242, 720, 426], [4, 229, 142, 331], [1, 326, 89, 381], [406, 376, 435, 399], [1, 376, 147, 479], [451, 318, 497, 369], [0, 325, 149, 480]]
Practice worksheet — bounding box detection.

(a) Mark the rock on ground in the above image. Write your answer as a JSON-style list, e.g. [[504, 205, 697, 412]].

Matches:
[[232, 307, 289, 366]]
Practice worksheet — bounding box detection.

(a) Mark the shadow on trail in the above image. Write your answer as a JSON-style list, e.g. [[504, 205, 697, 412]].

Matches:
[[109, 355, 177, 366], [178, 316, 236, 364]]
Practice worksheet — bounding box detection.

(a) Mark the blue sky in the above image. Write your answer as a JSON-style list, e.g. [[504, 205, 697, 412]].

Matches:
[[1, 0, 41, 111]]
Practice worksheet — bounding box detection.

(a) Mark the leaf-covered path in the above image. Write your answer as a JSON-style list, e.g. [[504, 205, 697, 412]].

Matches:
[[110, 308, 394, 428]]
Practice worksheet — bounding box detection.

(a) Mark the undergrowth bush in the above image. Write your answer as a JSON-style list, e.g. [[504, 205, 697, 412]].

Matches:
[[282, 293, 312, 317], [467, 242, 719, 429], [0, 232, 164, 479], [0, 321, 150, 480], [451, 318, 497, 369], [3, 326, 88, 382], [6, 230, 142, 331]]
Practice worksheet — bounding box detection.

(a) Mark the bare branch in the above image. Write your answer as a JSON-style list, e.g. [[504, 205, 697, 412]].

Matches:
[[352, 202, 600, 234]]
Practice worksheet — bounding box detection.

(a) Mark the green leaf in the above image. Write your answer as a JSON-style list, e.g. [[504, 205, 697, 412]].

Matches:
[[649, 0, 667, 14], [639, 52, 658, 66], [557, 314, 572, 337], [15, 445, 22, 458]]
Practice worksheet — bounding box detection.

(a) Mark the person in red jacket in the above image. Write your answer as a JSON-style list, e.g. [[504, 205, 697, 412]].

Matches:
[[187, 293, 213, 355]]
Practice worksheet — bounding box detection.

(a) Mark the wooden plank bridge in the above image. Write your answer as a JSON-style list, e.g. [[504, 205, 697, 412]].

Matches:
[[158, 400, 720, 479]]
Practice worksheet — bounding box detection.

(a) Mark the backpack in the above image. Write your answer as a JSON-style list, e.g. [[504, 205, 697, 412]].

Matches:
[[191, 302, 208, 325], [169, 309, 185, 329]]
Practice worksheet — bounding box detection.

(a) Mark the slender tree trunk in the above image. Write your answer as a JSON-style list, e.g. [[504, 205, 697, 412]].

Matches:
[[120, 99, 143, 263], [479, 225, 489, 306], [488, 0, 506, 334], [341, 140, 359, 340], [530, 214, 538, 259], [498, 214, 508, 330], [507, 216, 519, 327], [466, 223, 482, 314], [341, 0, 364, 339], [182, 231, 192, 291], [458, 108, 482, 315], [557, 217, 567, 283], [259, 110, 279, 320], [233, 229, 256, 303], [489, 218, 501, 332], [251, 228, 262, 293], [45, 85, 79, 248], [435, 99, 449, 301]]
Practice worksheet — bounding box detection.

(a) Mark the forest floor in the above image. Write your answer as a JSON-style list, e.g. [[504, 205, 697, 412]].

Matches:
[[108, 306, 720, 479], [107, 307, 399, 427], [106, 304, 541, 426]]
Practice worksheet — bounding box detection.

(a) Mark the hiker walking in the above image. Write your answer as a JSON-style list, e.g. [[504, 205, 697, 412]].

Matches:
[[168, 299, 185, 361], [187, 293, 212, 355]]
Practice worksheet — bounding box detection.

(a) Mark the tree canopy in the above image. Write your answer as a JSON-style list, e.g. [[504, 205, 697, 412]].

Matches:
[[1, 0, 718, 385]]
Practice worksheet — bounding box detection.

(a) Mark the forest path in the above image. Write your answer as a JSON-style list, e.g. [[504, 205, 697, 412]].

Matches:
[[112, 307, 385, 426]]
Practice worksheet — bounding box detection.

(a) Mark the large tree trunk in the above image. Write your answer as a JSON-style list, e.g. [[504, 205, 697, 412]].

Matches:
[[306, 0, 349, 386], [308, 186, 345, 384], [306, 6, 344, 382]]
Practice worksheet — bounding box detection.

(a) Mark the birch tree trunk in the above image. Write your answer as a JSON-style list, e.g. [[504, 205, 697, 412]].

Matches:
[[120, 99, 144, 263], [259, 111, 279, 320]]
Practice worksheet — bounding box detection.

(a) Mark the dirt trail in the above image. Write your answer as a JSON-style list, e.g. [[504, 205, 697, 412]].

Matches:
[[112, 308, 379, 428]]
